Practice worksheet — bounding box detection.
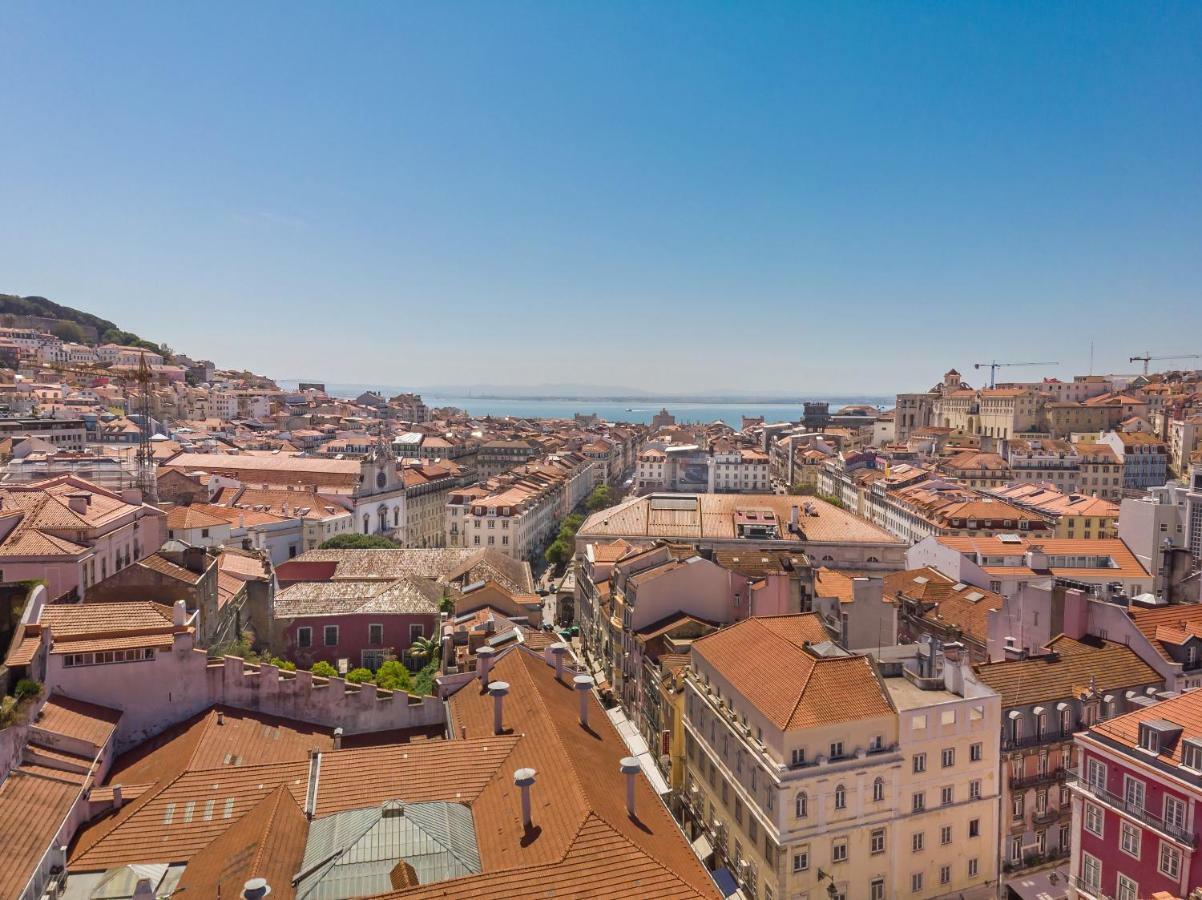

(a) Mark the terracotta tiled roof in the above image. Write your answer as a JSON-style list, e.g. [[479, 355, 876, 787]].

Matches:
[[884, 567, 1004, 644], [172, 784, 308, 898], [165, 504, 228, 530], [274, 577, 442, 617], [137, 552, 205, 583], [40, 601, 175, 639], [36, 694, 122, 747], [1128, 604, 1202, 663], [0, 768, 85, 898], [693, 615, 892, 731], [813, 567, 856, 603], [1087, 689, 1202, 766], [973, 634, 1161, 708]]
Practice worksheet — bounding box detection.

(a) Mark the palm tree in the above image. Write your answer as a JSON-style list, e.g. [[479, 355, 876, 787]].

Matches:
[[408, 635, 441, 669]]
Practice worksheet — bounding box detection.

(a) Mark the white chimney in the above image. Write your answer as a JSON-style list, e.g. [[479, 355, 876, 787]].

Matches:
[[333, 727, 343, 751], [242, 878, 271, 900], [172, 599, 187, 627], [489, 681, 510, 735], [514, 767, 536, 831], [574, 674, 594, 728], [477, 646, 496, 686], [620, 756, 640, 819], [112, 784, 124, 809], [549, 642, 569, 681]]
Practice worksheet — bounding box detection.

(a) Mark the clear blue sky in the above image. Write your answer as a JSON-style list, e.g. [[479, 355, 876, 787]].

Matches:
[[1, 2, 1199, 395]]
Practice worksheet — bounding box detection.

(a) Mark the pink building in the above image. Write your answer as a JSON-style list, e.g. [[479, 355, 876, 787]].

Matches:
[[0, 475, 165, 600], [272, 577, 440, 670], [1070, 689, 1201, 899]]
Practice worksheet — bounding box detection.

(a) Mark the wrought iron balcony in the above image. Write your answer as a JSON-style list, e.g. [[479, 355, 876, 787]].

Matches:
[[1069, 773, 1195, 847], [1009, 767, 1068, 790]]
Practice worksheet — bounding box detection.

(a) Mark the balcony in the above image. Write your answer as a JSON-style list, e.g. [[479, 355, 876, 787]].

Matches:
[[1009, 767, 1068, 791], [1002, 727, 1081, 752], [1069, 773, 1196, 847], [1032, 806, 1065, 826]]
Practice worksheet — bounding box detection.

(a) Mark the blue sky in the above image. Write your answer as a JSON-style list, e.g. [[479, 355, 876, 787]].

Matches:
[[1, 2, 1199, 395]]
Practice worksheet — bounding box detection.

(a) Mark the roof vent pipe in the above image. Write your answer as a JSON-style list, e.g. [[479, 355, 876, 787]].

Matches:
[[489, 681, 510, 735], [476, 646, 496, 686], [620, 756, 640, 819], [549, 642, 569, 681], [514, 767, 536, 831], [243, 878, 272, 899], [333, 727, 343, 751], [574, 674, 594, 728]]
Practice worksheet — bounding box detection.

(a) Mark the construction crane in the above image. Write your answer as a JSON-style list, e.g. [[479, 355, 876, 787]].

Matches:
[[45, 353, 160, 504], [973, 360, 1060, 389], [1128, 352, 1201, 376]]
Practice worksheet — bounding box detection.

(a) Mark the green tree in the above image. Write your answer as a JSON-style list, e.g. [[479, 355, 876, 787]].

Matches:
[[545, 537, 572, 567], [310, 661, 337, 678], [585, 484, 612, 512], [51, 321, 86, 343], [408, 636, 441, 668], [346, 667, 374, 684], [373, 660, 414, 693], [319, 532, 402, 550], [267, 656, 297, 671], [413, 659, 440, 696]]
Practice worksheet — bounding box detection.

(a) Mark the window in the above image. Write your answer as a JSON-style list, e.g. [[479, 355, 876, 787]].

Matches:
[[968, 858, 978, 878], [795, 792, 808, 818], [1012, 795, 1024, 819], [939, 865, 950, 886], [873, 777, 885, 802], [1116, 874, 1138, 900], [831, 838, 847, 863], [969, 779, 981, 800], [1165, 795, 1186, 832], [1009, 836, 1022, 862], [790, 748, 805, 767], [1086, 758, 1106, 791], [912, 792, 925, 813], [969, 818, 980, 838], [1119, 821, 1141, 858], [409, 623, 424, 643], [834, 784, 846, 810], [940, 825, 952, 845], [792, 846, 809, 872], [1084, 803, 1104, 837], [361, 649, 386, 670], [368, 624, 383, 646], [970, 741, 982, 762], [1159, 841, 1183, 880], [912, 831, 924, 852], [297, 627, 312, 648], [1183, 740, 1202, 771], [912, 752, 926, 773], [830, 741, 844, 759], [323, 625, 338, 646], [941, 747, 954, 768], [910, 873, 923, 893], [870, 829, 885, 854], [1139, 723, 1161, 753], [870, 881, 884, 900], [1124, 775, 1146, 814]]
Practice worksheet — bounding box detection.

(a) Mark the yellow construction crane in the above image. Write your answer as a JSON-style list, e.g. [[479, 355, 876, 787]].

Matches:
[[973, 360, 1059, 389], [1128, 352, 1201, 376]]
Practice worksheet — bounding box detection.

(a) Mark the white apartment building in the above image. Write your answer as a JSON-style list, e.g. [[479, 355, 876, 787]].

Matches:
[[96, 344, 165, 367]]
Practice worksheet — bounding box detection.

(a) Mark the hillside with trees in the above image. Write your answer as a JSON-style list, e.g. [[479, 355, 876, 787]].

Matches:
[[0, 293, 164, 351]]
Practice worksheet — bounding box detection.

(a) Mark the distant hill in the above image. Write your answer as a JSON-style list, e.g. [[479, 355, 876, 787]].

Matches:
[[0, 293, 162, 350]]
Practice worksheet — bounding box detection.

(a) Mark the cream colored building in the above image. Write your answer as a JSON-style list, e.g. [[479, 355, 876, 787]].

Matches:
[[681, 614, 1000, 900]]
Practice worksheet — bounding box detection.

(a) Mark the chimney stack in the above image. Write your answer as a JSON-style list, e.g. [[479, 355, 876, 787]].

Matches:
[[242, 878, 271, 900], [514, 767, 536, 831], [173, 599, 187, 627], [476, 646, 496, 686], [549, 642, 569, 681], [216, 710, 224, 726], [333, 727, 343, 751], [574, 674, 594, 727], [620, 757, 640, 819], [112, 784, 124, 809], [489, 681, 510, 734], [790, 505, 799, 526]]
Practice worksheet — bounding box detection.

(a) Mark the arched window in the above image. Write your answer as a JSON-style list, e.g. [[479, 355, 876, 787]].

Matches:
[[873, 777, 885, 802], [866, 556, 880, 563], [834, 783, 847, 810], [795, 792, 808, 818]]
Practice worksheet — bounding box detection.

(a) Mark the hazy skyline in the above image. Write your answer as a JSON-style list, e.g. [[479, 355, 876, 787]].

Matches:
[[2, 2, 1199, 395]]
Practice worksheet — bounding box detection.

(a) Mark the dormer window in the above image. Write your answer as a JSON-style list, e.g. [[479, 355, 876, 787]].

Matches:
[[1139, 720, 1183, 756], [1139, 725, 1159, 754], [1183, 739, 1202, 772]]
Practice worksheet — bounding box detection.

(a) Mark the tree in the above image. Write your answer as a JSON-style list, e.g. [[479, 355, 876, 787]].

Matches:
[[585, 484, 612, 512], [51, 320, 86, 343], [438, 589, 455, 616], [346, 667, 374, 684], [311, 661, 337, 678], [373, 660, 414, 693], [545, 537, 572, 567], [408, 636, 441, 668], [413, 659, 440, 696], [267, 656, 296, 671], [319, 533, 402, 550]]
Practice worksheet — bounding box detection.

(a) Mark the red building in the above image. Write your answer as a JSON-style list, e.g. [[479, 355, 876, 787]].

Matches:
[[272, 576, 440, 670], [1069, 689, 1201, 899]]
